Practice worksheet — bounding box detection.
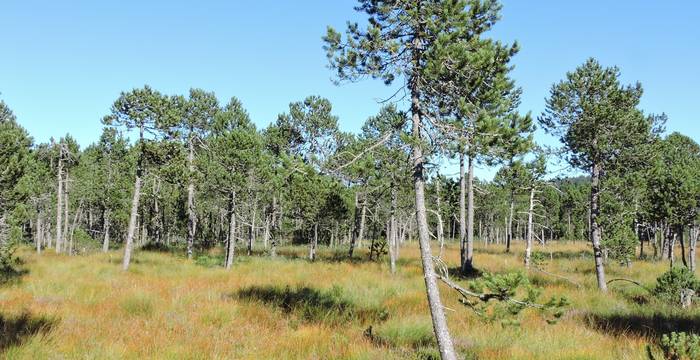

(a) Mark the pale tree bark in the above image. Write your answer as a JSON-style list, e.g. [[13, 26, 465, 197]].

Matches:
[[524, 187, 535, 268], [270, 195, 278, 257], [225, 191, 236, 270], [358, 199, 367, 249], [590, 162, 607, 291], [410, 66, 457, 359], [690, 224, 697, 272], [186, 135, 196, 260], [62, 187, 69, 253], [55, 144, 64, 253], [309, 223, 318, 261], [459, 153, 466, 271], [35, 213, 42, 254], [506, 191, 514, 253], [102, 209, 110, 252], [122, 125, 145, 271], [389, 187, 397, 274], [348, 192, 363, 258], [465, 154, 475, 272], [263, 214, 270, 249]]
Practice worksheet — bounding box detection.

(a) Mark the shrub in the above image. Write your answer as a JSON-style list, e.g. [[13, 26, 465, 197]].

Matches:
[[648, 332, 700, 360], [653, 267, 700, 307]]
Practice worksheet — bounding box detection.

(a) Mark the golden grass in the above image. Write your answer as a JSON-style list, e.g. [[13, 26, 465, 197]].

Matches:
[[0, 240, 692, 359]]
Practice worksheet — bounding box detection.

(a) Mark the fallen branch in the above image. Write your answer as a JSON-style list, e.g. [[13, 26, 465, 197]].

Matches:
[[606, 278, 652, 292], [530, 266, 582, 288]]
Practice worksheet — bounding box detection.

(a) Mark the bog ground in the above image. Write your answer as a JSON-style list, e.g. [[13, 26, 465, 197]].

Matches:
[[1, 242, 695, 359]]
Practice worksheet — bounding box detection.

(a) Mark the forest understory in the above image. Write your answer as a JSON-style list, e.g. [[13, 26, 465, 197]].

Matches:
[[1, 241, 691, 360]]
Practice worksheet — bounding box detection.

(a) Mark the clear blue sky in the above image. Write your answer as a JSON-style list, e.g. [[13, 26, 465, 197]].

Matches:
[[2, 1, 698, 178]]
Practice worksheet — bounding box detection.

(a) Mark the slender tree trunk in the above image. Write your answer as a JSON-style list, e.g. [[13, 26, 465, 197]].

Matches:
[[525, 187, 535, 268], [270, 195, 278, 257], [459, 153, 466, 271], [122, 126, 145, 271], [36, 214, 42, 254], [358, 200, 367, 249], [669, 231, 676, 268], [507, 191, 514, 253], [590, 162, 607, 291], [225, 191, 236, 270], [263, 214, 270, 249], [465, 154, 475, 271], [409, 57, 457, 359], [186, 135, 196, 260], [436, 175, 444, 257], [63, 188, 69, 253], [309, 223, 318, 261], [248, 207, 255, 256], [679, 225, 688, 268], [389, 184, 397, 274], [102, 209, 110, 252], [690, 224, 697, 272], [348, 193, 363, 258], [55, 145, 64, 253]]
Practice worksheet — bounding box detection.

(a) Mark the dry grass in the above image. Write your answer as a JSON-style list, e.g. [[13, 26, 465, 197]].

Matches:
[[0, 240, 694, 359]]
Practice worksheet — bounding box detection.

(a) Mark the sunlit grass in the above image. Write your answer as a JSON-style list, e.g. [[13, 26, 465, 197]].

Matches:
[[0, 240, 695, 359]]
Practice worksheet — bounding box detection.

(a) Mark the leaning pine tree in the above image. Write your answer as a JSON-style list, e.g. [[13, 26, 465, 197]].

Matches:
[[324, 1, 498, 358]]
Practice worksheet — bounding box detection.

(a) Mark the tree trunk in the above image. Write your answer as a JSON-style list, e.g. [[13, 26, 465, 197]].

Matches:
[[409, 59, 457, 359], [525, 187, 535, 268], [36, 214, 42, 254], [590, 162, 607, 291], [358, 199, 367, 249], [186, 136, 196, 260], [225, 191, 236, 270], [263, 214, 270, 249], [389, 185, 397, 274], [679, 225, 688, 268], [102, 209, 110, 252], [690, 224, 697, 272], [122, 125, 145, 271], [464, 154, 475, 272], [507, 190, 514, 253], [248, 207, 255, 256], [55, 144, 64, 253], [348, 193, 363, 258], [309, 223, 318, 261], [459, 153, 466, 272], [270, 195, 278, 257], [63, 188, 69, 253]]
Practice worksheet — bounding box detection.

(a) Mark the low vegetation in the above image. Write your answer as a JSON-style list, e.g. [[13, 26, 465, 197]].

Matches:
[[0, 242, 697, 359]]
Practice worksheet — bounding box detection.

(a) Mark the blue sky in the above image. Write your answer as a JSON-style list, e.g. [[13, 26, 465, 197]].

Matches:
[[2, 0, 698, 179]]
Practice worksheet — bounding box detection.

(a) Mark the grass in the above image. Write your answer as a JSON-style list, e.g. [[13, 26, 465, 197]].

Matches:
[[0, 240, 696, 359]]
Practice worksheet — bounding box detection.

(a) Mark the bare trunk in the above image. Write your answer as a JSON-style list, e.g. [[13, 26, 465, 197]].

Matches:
[[63, 188, 69, 253], [690, 225, 697, 272], [263, 214, 270, 249], [358, 200, 367, 249], [464, 154, 475, 272], [459, 153, 466, 271], [270, 195, 278, 257], [122, 125, 144, 271], [524, 187, 535, 268], [348, 193, 363, 258], [186, 136, 196, 260], [409, 56, 456, 359], [679, 225, 688, 268], [590, 162, 607, 291], [36, 214, 42, 254], [102, 209, 110, 252], [225, 191, 236, 270], [248, 210, 255, 256], [389, 186, 397, 274], [506, 192, 514, 253], [309, 223, 318, 261], [55, 145, 64, 253]]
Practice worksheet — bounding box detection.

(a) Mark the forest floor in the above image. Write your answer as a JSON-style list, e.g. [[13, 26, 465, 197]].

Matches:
[[0, 241, 697, 359]]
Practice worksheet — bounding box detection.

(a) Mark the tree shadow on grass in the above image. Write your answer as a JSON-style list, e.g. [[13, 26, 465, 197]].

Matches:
[[584, 311, 700, 340], [447, 266, 483, 280], [0, 311, 57, 352], [233, 285, 388, 325]]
